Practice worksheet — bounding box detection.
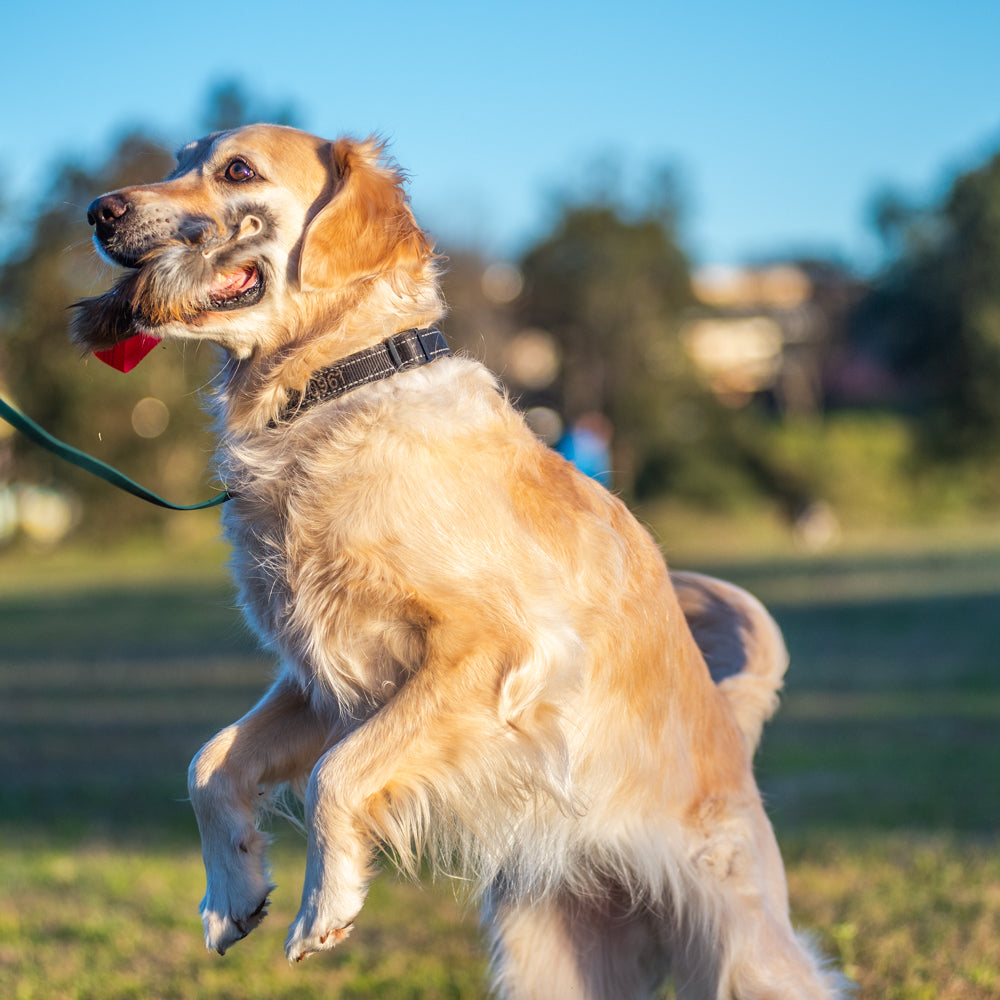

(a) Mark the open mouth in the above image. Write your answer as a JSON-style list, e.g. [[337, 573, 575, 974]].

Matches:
[[206, 263, 265, 311]]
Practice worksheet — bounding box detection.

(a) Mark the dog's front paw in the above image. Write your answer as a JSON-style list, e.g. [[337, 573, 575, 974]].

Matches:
[[202, 892, 272, 955], [285, 914, 355, 963], [284, 838, 371, 962], [199, 827, 276, 954], [285, 880, 365, 963]]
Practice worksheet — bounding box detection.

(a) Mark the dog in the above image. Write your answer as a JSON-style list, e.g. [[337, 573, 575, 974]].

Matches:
[[72, 124, 842, 999]]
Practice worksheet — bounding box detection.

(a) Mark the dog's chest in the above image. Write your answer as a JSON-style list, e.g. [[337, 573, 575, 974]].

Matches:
[[219, 426, 421, 704]]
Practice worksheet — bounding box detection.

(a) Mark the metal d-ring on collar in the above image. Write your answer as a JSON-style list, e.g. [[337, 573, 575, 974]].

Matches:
[[275, 327, 450, 425]]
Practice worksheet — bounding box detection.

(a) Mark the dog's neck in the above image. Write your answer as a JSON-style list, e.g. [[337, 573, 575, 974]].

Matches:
[[218, 264, 447, 433], [270, 327, 450, 426]]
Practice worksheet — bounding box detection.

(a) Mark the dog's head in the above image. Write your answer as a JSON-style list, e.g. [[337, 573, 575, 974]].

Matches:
[[73, 124, 438, 366]]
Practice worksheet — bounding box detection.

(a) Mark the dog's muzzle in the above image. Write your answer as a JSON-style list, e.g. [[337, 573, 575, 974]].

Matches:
[[87, 191, 128, 233], [87, 192, 157, 268], [85, 193, 268, 312]]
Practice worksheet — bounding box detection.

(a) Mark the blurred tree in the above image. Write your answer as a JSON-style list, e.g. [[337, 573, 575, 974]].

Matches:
[[0, 130, 221, 535], [438, 248, 518, 371], [200, 79, 300, 133], [859, 151, 1000, 458], [0, 78, 298, 539], [516, 170, 709, 496]]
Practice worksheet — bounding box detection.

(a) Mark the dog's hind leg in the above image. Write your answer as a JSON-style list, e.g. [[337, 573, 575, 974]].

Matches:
[[671, 904, 842, 1000], [669, 801, 843, 1000], [188, 673, 336, 955], [484, 889, 669, 1000]]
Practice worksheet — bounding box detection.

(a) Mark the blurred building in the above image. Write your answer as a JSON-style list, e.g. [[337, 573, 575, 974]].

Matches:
[[685, 261, 871, 414]]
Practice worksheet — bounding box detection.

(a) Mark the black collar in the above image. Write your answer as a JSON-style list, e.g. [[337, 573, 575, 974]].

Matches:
[[274, 327, 450, 425]]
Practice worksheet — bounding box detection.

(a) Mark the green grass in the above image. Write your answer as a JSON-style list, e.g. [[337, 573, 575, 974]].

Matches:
[[1, 527, 999, 998], [2, 841, 485, 1000], [708, 548, 1000, 835]]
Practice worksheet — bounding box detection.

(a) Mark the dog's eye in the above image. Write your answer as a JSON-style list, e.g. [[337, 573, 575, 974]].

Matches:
[[224, 159, 255, 183]]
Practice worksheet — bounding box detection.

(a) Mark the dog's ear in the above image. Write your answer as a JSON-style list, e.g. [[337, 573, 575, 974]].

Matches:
[[298, 138, 432, 292]]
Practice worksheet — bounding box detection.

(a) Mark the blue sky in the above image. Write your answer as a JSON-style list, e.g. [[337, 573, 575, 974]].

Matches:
[[3, 0, 1000, 271]]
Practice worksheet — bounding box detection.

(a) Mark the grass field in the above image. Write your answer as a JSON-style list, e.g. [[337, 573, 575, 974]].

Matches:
[[1, 521, 999, 999]]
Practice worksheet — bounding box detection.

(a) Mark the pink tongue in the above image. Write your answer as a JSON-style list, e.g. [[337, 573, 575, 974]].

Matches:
[[95, 333, 162, 373], [210, 265, 257, 302]]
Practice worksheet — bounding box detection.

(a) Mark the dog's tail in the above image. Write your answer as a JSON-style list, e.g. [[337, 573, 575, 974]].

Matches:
[[671, 571, 789, 755]]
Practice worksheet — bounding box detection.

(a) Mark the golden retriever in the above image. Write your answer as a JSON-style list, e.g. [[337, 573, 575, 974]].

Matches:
[[72, 124, 842, 999]]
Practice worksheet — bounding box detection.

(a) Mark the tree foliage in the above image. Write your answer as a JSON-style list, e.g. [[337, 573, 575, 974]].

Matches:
[[199, 80, 300, 134], [0, 133, 215, 518], [860, 150, 1000, 457], [516, 174, 721, 497], [0, 86, 300, 537]]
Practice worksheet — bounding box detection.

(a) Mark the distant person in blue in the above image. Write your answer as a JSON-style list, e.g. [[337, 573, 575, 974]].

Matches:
[[557, 412, 613, 488]]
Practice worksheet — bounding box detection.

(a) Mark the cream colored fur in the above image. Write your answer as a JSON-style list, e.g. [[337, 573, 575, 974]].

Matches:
[[73, 124, 844, 999]]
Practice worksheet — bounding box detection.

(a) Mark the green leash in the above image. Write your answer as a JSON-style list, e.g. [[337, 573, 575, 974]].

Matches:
[[0, 395, 231, 511]]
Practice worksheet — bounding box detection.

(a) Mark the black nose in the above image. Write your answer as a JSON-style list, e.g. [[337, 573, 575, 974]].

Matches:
[[87, 193, 130, 228]]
